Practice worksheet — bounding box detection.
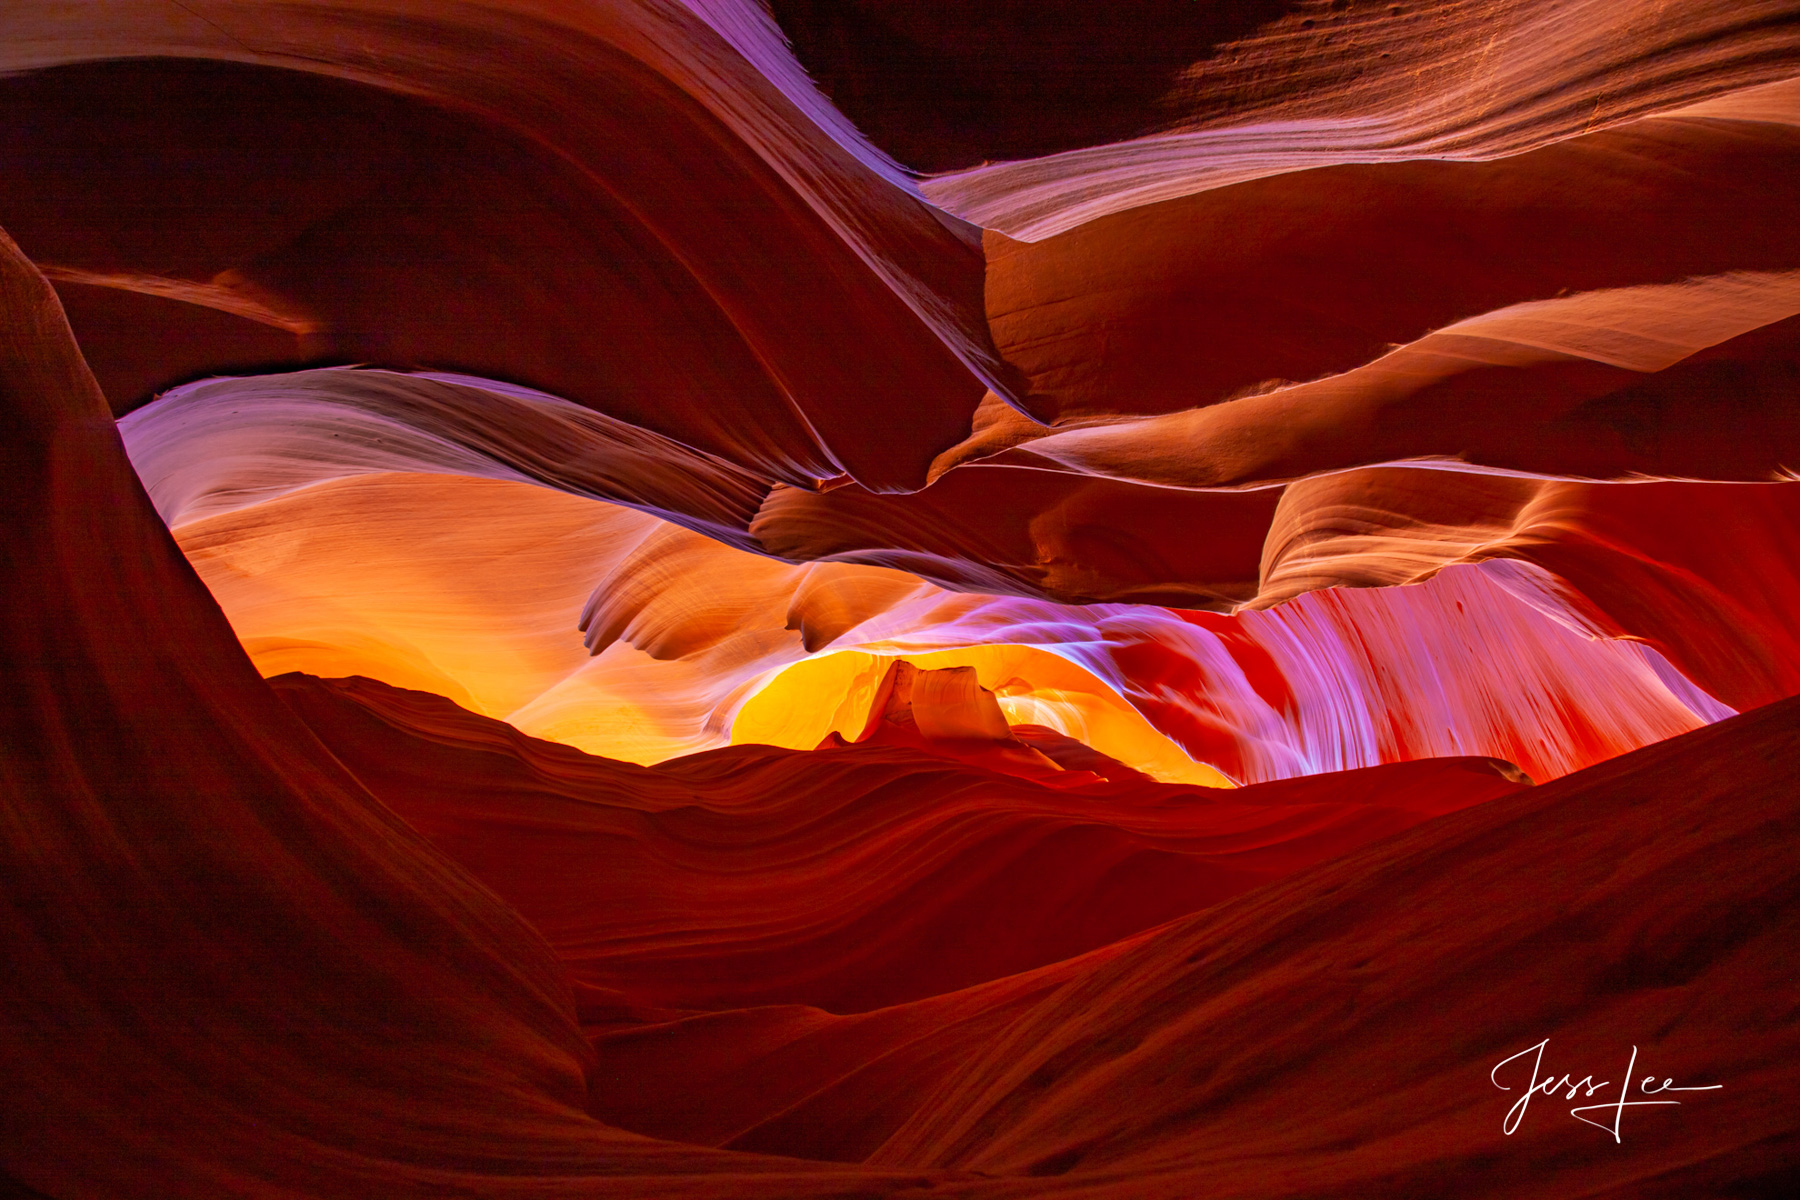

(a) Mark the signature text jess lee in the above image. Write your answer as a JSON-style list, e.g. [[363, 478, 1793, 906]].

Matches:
[[1491, 1040, 1721, 1142]]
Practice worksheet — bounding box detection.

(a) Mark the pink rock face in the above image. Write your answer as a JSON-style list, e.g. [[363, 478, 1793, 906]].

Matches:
[[3, 4, 1800, 1197]]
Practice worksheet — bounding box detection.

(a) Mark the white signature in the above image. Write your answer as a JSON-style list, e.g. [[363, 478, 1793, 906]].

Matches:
[[1491, 1039, 1721, 1143]]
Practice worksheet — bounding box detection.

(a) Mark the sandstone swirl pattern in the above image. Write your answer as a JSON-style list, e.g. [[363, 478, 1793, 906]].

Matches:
[[3, 4, 1799, 1197]]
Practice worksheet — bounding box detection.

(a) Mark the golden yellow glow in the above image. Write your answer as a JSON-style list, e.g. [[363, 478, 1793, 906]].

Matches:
[[173, 472, 697, 760], [732, 646, 1235, 788], [176, 472, 1233, 782]]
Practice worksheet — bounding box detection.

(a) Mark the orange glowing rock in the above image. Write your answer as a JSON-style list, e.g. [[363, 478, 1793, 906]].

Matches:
[[820, 659, 1076, 784], [5, 2, 1800, 1196]]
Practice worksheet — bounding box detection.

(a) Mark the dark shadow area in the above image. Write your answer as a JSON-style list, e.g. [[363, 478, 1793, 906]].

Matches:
[[767, 1, 1305, 171]]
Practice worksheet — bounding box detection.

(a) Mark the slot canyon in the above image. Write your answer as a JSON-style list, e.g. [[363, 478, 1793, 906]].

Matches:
[[4, 3, 1800, 1196]]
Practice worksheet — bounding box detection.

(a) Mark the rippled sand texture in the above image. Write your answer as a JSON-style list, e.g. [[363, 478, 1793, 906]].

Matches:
[[5, 2, 1800, 1197]]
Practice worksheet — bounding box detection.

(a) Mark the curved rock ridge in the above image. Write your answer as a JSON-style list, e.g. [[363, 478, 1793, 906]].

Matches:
[[269, 670, 1536, 1156], [1256, 470, 1800, 714], [157, 466, 1729, 786], [986, 267, 1800, 480], [860, 688, 1800, 1194], [27, 0, 1799, 772], [122, 368, 773, 546], [8, 248, 1796, 1194], [123, 360, 1800, 730], [3, 3, 1796, 494], [0, 8, 1011, 490], [272, 670, 1530, 1020], [923, 1, 1800, 238], [978, 119, 1800, 435], [254, 670, 1800, 1194], [115, 357, 1770, 783], [0, 219, 933, 1200], [5, 2, 1800, 1194]]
